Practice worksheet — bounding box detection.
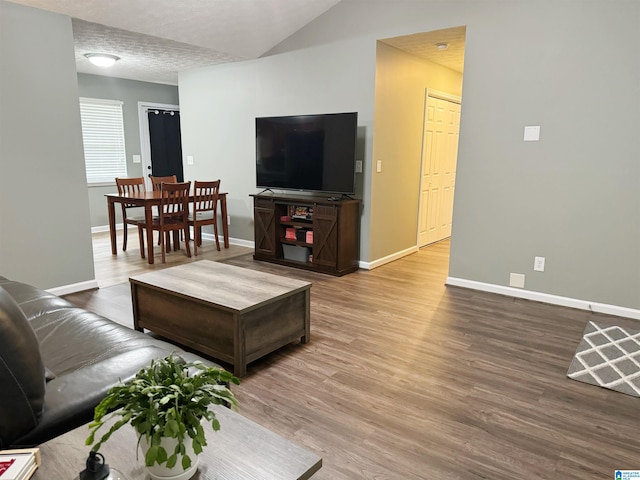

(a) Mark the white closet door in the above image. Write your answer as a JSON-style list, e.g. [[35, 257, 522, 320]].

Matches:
[[418, 95, 460, 247]]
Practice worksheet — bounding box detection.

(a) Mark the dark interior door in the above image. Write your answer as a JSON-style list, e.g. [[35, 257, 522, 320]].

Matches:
[[148, 110, 184, 181]]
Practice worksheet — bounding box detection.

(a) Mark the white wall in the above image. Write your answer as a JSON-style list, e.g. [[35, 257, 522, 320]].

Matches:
[[178, 0, 639, 311], [0, 1, 95, 289]]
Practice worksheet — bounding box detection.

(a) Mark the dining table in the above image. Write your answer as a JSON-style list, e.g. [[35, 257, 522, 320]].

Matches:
[[106, 190, 229, 264]]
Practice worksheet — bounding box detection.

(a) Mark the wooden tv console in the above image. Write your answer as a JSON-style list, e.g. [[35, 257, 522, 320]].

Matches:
[[252, 193, 361, 276]]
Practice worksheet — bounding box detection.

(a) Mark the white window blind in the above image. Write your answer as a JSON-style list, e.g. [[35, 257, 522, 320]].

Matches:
[[79, 97, 127, 184]]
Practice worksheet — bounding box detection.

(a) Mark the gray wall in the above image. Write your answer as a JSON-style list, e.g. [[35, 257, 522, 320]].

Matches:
[[179, 0, 639, 310], [449, 1, 640, 309], [0, 1, 94, 289], [77, 74, 179, 227], [179, 43, 374, 249]]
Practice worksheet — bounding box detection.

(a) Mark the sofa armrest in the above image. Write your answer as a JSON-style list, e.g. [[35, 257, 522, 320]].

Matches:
[[0, 287, 46, 448]]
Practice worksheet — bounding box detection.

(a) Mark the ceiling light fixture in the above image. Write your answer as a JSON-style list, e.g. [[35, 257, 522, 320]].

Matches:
[[84, 53, 120, 67], [435, 43, 449, 51]]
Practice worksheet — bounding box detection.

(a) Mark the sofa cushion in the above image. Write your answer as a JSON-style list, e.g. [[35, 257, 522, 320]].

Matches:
[[0, 286, 46, 448]]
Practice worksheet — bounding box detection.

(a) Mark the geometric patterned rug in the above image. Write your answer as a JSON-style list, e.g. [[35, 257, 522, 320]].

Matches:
[[567, 321, 640, 397]]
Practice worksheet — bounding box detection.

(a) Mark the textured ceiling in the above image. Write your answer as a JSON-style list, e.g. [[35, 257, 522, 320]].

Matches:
[[381, 26, 466, 74], [11, 0, 466, 85], [10, 0, 342, 84], [71, 19, 246, 85]]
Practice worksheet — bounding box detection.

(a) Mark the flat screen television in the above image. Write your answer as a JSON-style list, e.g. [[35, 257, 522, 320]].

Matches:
[[255, 112, 357, 195]]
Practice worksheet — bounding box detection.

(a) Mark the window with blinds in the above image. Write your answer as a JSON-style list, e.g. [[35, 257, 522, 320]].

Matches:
[[79, 97, 127, 184]]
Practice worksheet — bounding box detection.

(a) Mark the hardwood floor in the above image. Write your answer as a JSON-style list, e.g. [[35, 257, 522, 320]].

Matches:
[[90, 228, 254, 287], [64, 234, 640, 479]]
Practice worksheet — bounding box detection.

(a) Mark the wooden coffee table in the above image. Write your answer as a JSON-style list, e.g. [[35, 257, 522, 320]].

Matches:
[[32, 404, 322, 479], [129, 261, 312, 376]]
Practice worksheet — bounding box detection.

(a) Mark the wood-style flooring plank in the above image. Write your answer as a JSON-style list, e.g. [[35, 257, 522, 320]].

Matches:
[[63, 236, 640, 479]]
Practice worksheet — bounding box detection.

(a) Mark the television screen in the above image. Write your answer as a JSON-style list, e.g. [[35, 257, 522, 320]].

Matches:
[[256, 112, 357, 195]]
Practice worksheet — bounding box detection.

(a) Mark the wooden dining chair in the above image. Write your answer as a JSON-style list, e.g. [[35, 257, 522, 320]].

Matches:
[[115, 177, 146, 257], [147, 181, 191, 263], [149, 175, 178, 245], [188, 180, 221, 255]]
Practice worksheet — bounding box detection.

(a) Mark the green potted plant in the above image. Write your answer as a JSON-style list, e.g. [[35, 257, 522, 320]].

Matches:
[[86, 354, 239, 480]]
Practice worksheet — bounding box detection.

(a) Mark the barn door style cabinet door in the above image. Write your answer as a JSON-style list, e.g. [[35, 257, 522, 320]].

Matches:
[[251, 194, 360, 276], [253, 197, 277, 256]]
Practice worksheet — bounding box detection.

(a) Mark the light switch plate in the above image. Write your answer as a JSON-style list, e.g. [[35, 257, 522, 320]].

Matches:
[[132, 155, 141, 164], [524, 126, 540, 141], [355, 160, 363, 173], [376, 160, 382, 173], [187, 156, 194, 165]]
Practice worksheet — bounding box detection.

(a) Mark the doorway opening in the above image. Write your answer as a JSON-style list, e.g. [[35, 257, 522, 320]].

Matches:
[[373, 26, 466, 266]]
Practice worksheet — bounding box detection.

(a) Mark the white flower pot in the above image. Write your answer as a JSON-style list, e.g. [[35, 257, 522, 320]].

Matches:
[[138, 435, 199, 480]]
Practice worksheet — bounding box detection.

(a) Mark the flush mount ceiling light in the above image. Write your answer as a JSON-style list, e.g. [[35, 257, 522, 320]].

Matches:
[[84, 53, 120, 67], [435, 42, 449, 51]]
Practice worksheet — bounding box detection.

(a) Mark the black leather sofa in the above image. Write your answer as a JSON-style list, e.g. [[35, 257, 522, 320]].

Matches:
[[0, 275, 218, 448]]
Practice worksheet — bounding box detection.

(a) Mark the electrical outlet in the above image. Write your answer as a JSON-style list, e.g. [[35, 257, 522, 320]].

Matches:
[[355, 160, 363, 173], [509, 273, 525, 288], [227, 215, 231, 226], [187, 156, 194, 165], [534, 256, 545, 272], [376, 160, 382, 172]]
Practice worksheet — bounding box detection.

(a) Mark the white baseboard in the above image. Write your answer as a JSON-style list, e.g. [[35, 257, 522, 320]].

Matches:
[[47, 279, 99, 296], [51, 233, 252, 296], [92, 226, 255, 249], [446, 277, 640, 321], [199, 233, 254, 249], [360, 246, 418, 270], [88, 227, 638, 321], [92, 224, 121, 234]]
